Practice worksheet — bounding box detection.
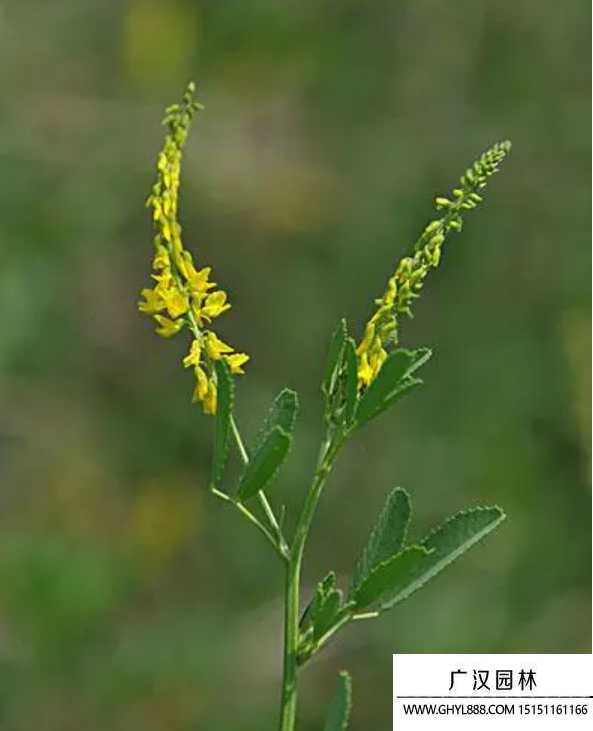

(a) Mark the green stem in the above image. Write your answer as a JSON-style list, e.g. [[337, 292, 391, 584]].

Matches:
[[279, 433, 342, 731]]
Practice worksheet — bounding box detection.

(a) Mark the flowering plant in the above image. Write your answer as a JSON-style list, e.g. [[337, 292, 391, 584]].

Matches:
[[139, 83, 511, 730]]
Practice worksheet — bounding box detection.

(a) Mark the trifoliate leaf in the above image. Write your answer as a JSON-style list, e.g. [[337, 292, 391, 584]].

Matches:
[[352, 546, 430, 610], [349, 488, 411, 598], [238, 426, 292, 500], [211, 359, 234, 488], [324, 671, 353, 731], [323, 319, 347, 399], [379, 506, 506, 610]]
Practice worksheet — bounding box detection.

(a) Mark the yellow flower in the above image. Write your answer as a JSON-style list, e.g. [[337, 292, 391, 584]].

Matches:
[[187, 263, 216, 294], [152, 247, 170, 270], [183, 339, 202, 368], [205, 332, 234, 360], [201, 291, 231, 321], [192, 366, 209, 402], [203, 382, 217, 415], [138, 288, 165, 314], [153, 314, 184, 338], [226, 353, 250, 374], [162, 287, 189, 318]]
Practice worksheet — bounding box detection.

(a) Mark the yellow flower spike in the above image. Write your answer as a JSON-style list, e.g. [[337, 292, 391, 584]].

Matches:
[[356, 141, 511, 391], [140, 83, 249, 412], [226, 353, 250, 374], [183, 339, 202, 368], [205, 332, 234, 360], [153, 314, 184, 338]]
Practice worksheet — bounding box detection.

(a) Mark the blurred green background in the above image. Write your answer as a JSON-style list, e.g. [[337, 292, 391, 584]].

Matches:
[[0, 1, 590, 729]]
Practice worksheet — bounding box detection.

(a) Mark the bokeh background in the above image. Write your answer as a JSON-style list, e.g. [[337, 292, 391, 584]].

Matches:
[[0, 1, 590, 729]]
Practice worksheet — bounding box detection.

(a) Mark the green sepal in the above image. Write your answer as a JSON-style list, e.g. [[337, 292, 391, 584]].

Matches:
[[238, 426, 292, 500], [352, 546, 430, 610], [356, 348, 431, 427], [379, 506, 506, 610], [324, 671, 353, 731], [211, 359, 234, 489], [323, 319, 347, 399], [349, 488, 411, 598], [343, 338, 359, 426], [253, 388, 299, 455]]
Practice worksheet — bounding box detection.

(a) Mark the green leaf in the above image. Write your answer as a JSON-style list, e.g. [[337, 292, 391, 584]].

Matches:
[[379, 506, 506, 610], [356, 348, 431, 427], [324, 671, 353, 731], [343, 338, 359, 426], [253, 388, 299, 455], [300, 571, 336, 631], [238, 426, 292, 500], [323, 319, 347, 398], [352, 546, 430, 610], [357, 376, 424, 427], [313, 588, 343, 640], [211, 359, 234, 488], [349, 488, 411, 598]]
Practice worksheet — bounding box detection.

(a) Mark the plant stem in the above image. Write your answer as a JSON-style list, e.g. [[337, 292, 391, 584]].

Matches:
[[278, 434, 341, 730]]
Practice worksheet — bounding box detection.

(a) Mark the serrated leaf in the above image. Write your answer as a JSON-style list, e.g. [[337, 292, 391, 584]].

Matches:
[[211, 359, 234, 488], [349, 488, 411, 598], [238, 426, 292, 500], [324, 671, 352, 731], [343, 338, 359, 426], [253, 388, 299, 455], [356, 349, 431, 426], [323, 319, 347, 398], [313, 588, 343, 640], [353, 546, 430, 610], [379, 506, 506, 610]]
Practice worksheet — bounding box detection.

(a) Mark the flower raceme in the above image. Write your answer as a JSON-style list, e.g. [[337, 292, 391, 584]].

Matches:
[[138, 83, 249, 414], [356, 141, 511, 390]]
